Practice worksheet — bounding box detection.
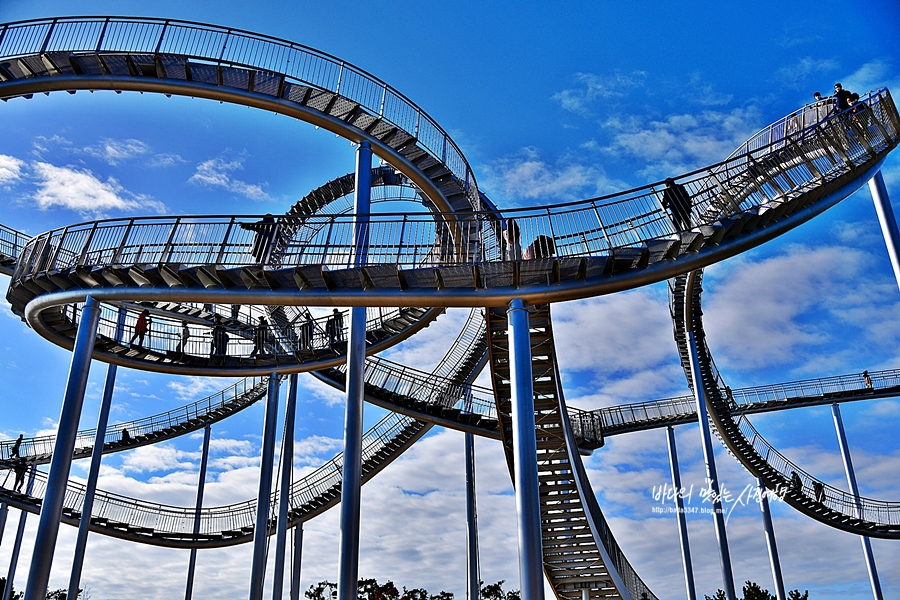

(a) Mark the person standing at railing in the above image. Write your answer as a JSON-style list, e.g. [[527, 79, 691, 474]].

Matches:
[[13, 459, 26, 493], [863, 370, 874, 390], [831, 83, 853, 114], [250, 316, 269, 357], [10, 433, 23, 458], [210, 321, 229, 358], [661, 178, 693, 233], [299, 311, 314, 350], [240, 214, 277, 264], [128, 309, 151, 349], [327, 308, 344, 347], [524, 235, 555, 260], [502, 219, 523, 261], [177, 321, 190, 358]]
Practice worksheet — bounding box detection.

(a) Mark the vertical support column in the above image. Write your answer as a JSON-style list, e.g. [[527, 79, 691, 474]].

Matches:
[[0, 502, 7, 547], [832, 403, 883, 600], [465, 432, 480, 600], [665, 426, 696, 600], [68, 306, 127, 600], [249, 375, 281, 600], [337, 140, 372, 600], [686, 331, 736, 600], [507, 298, 544, 600], [185, 424, 212, 600], [272, 374, 298, 600], [868, 171, 900, 293], [4, 470, 36, 600], [24, 296, 101, 600], [756, 478, 786, 600], [290, 523, 303, 600]]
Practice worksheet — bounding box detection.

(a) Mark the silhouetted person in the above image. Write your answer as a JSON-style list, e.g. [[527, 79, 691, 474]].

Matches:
[[832, 83, 853, 113], [790, 471, 802, 494], [813, 480, 825, 504], [176, 321, 190, 357], [241, 214, 277, 264], [250, 316, 269, 357], [121, 428, 132, 443], [524, 235, 556, 259], [299, 311, 314, 350], [503, 219, 522, 261], [662, 178, 692, 233], [231, 304, 241, 321], [863, 370, 873, 390], [13, 460, 26, 493], [211, 322, 229, 357], [129, 309, 151, 348], [10, 433, 23, 458], [327, 309, 344, 346]]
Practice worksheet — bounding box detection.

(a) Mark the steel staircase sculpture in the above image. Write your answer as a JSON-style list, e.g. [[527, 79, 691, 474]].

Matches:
[[670, 270, 900, 538], [486, 305, 655, 600]]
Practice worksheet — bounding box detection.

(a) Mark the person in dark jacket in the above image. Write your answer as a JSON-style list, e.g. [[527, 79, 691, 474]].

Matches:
[[832, 83, 853, 113], [662, 178, 692, 232]]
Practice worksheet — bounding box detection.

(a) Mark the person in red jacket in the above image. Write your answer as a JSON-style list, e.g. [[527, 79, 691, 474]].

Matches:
[[129, 309, 151, 348]]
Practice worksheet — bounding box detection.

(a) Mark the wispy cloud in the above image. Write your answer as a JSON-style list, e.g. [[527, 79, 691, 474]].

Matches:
[[480, 146, 626, 203], [0, 154, 25, 185], [83, 138, 151, 165], [189, 157, 271, 201], [552, 71, 647, 116], [30, 162, 166, 217], [774, 57, 839, 91]]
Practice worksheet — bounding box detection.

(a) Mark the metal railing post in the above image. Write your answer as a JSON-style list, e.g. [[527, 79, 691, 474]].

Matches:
[[665, 425, 696, 600], [290, 523, 303, 600], [507, 298, 544, 600], [337, 140, 372, 600], [185, 424, 212, 600], [249, 374, 281, 600], [832, 404, 883, 600], [465, 431, 480, 600], [67, 306, 127, 600], [24, 296, 101, 600], [4, 470, 36, 600], [756, 478, 786, 600], [272, 374, 298, 600]]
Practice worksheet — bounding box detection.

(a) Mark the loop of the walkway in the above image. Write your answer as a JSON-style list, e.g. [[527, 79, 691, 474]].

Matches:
[[671, 270, 900, 538]]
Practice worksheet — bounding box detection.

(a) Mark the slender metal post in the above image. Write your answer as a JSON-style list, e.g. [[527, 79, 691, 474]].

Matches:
[[250, 375, 281, 600], [272, 374, 298, 600], [756, 478, 786, 600], [465, 432, 480, 600], [507, 298, 544, 600], [868, 171, 900, 294], [68, 306, 127, 600], [686, 331, 736, 600], [665, 426, 696, 600], [337, 139, 372, 600], [185, 424, 212, 600], [4, 470, 36, 600], [832, 403, 883, 600], [24, 296, 101, 600], [0, 502, 7, 547], [581, 589, 589, 600], [290, 523, 303, 600]]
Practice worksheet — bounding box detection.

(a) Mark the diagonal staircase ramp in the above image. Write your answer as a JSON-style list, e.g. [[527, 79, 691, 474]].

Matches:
[[486, 305, 656, 600], [670, 271, 900, 538]]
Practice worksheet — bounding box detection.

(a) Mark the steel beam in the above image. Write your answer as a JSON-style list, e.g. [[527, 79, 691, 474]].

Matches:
[[465, 432, 480, 600], [507, 298, 544, 600], [337, 140, 372, 600], [686, 331, 736, 600], [4, 470, 35, 600], [250, 374, 281, 600], [24, 296, 101, 600], [290, 523, 303, 600], [185, 424, 212, 600], [68, 306, 127, 600], [756, 478, 786, 600], [272, 374, 298, 600], [665, 426, 696, 600], [832, 403, 883, 600], [868, 170, 900, 294]]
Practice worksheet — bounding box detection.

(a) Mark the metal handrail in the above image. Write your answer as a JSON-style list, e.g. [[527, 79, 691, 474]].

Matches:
[[11, 88, 897, 287], [0, 223, 28, 262], [0, 376, 268, 462], [0, 16, 482, 212]]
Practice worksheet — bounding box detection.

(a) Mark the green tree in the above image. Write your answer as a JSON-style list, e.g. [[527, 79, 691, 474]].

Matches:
[[305, 579, 453, 600], [787, 591, 809, 600], [705, 582, 809, 600], [480, 580, 520, 600]]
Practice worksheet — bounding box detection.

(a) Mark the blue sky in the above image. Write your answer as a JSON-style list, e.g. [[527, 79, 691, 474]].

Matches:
[[1, 0, 900, 598]]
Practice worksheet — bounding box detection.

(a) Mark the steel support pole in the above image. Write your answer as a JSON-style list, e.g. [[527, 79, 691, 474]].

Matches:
[[185, 424, 212, 600], [686, 331, 736, 600], [665, 426, 696, 600], [272, 374, 298, 600], [337, 140, 371, 600], [0, 502, 7, 547], [465, 432, 480, 600], [868, 171, 900, 293], [68, 306, 126, 600], [832, 403, 883, 600], [507, 298, 544, 600], [24, 296, 101, 600], [755, 478, 786, 600], [4, 470, 36, 600], [290, 523, 303, 600], [250, 374, 281, 600]]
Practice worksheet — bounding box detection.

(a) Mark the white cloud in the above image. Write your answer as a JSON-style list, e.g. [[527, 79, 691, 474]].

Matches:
[[30, 162, 166, 217], [83, 138, 150, 165], [189, 157, 271, 201], [774, 57, 840, 91], [552, 71, 648, 116], [0, 154, 25, 185], [480, 146, 626, 203], [839, 59, 900, 96]]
